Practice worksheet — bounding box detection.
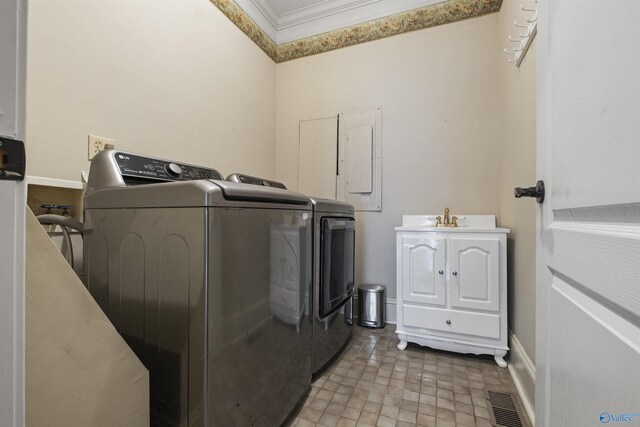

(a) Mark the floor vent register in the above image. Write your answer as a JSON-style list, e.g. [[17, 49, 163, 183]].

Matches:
[[485, 390, 527, 427]]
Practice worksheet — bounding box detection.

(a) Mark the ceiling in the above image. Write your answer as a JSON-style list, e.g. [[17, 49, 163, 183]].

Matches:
[[233, 0, 447, 44]]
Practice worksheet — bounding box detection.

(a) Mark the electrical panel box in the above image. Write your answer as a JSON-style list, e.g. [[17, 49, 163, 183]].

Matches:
[[337, 107, 382, 211]]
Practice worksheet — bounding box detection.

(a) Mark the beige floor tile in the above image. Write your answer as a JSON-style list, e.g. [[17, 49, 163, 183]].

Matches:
[[292, 326, 528, 427], [435, 418, 455, 427], [436, 397, 454, 411], [455, 411, 476, 426], [362, 401, 382, 414], [337, 418, 357, 427], [302, 406, 324, 422], [376, 415, 397, 427], [332, 393, 350, 405], [367, 392, 385, 404], [454, 392, 472, 404], [400, 399, 418, 413], [435, 389, 453, 400], [397, 408, 417, 423], [318, 412, 340, 427], [310, 398, 330, 411], [417, 403, 437, 417], [342, 406, 362, 421], [380, 404, 400, 419], [358, 410, 379, 425], [454, 401, 474, 415], [326, 402, 346, 416], [383, 395, 402, 407], [473, 405, 490, 419], [475, 417, 493, 427], [347, 396, 366, 410], [318, 389, 335, 401], [296, 419, 317, 427], [416, 412, 436, 427], [353, 388, 369, 399]]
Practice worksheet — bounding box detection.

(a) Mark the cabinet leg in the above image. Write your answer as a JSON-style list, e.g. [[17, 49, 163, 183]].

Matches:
[[397, 334, 407, 351], [494, 350, 507, 368]]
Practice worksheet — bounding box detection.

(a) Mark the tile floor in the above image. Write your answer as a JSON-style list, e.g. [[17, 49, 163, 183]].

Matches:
[[291, 325, 528, 427]]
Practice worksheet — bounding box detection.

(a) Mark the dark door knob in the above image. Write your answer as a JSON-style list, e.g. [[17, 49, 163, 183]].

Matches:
[[514, 180, 545, 204]]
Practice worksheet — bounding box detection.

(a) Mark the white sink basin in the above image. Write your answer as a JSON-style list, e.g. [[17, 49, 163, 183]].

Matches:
[[396, 215, 510, 233]]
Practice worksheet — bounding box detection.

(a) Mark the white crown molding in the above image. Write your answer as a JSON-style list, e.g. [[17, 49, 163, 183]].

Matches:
[[234, 0, 447, 44], [250, 0, 280, 31], [277, 0, 381, 28], [233, 0, 279, 41]]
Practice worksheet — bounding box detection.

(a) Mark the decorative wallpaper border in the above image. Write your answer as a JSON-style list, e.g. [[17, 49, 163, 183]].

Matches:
[[209, 0, 503, 63], [209, 0, 278, 59]]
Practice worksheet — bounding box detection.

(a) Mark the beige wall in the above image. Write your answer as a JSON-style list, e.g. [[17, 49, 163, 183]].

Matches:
[[498, 0, 537, 410], [500, 1, 537, 361], [275, 14, 502, 300], [25, 0, 276, 182]]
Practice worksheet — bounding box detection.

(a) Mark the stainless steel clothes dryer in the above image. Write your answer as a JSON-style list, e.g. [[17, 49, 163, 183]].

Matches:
[[224, 175, 355, 375], [308, 197, 355, 374], [83, 150, 313, 427]]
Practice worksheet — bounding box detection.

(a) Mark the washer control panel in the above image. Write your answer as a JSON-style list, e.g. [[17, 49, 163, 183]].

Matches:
[[114, 152, 222, 182]]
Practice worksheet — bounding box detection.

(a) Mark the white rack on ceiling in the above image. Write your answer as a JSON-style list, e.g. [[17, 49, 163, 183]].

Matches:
[[504, 2, 537, 67]]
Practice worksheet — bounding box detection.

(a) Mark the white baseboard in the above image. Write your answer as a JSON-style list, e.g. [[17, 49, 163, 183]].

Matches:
[[508, 331, 535, 426], [385, 298, 396, 324]]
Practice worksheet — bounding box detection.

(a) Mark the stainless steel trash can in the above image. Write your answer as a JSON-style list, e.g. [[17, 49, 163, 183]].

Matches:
[[358, 284, 385, 328]]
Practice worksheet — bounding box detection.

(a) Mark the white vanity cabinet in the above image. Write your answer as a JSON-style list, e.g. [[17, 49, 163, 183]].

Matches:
[[395, 215, 510, 367]]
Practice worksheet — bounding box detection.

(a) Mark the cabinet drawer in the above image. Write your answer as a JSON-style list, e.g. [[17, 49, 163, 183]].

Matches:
[[403, 304, 501, 340]]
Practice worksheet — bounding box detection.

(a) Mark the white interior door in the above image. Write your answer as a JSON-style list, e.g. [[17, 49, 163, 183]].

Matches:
[[537, 1, 640, 426], [298, 117, 337, 199], [0, 0, 27, 425]]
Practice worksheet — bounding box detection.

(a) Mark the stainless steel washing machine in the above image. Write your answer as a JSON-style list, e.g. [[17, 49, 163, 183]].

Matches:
[[83, 150, 313, 427], [225, 175, 354, 375]]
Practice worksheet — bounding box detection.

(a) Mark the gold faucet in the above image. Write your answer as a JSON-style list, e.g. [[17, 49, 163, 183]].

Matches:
[[437, 208, 458, 227]]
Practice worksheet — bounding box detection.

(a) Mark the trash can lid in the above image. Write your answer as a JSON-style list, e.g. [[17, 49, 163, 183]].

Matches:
[[359, 284, 385, 293]]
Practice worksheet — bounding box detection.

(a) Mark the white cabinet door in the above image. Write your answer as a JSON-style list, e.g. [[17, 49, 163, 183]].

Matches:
[[401, 235, 446, 307], [449, 237, 499, 312]]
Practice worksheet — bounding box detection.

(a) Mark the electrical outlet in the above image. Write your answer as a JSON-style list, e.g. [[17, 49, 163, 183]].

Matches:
[[88, 135, 115, 160]]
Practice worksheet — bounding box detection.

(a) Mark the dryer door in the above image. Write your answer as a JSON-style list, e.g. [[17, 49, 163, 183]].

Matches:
[[319, 217, 355, 318]]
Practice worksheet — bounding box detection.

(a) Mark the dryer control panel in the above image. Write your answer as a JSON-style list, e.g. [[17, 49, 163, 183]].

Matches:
[[226, 173, 287, 189], [114, 152, 223, 182]]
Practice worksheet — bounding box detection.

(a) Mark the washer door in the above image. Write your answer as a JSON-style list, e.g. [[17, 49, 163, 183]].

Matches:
[[319, 217, 355, 318]]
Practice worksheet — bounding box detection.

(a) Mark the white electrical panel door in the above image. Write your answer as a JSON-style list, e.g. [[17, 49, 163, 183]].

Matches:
[[346, 126, 373, 194], [338, 107, 382, 211], [298, 117, 338, 199]]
